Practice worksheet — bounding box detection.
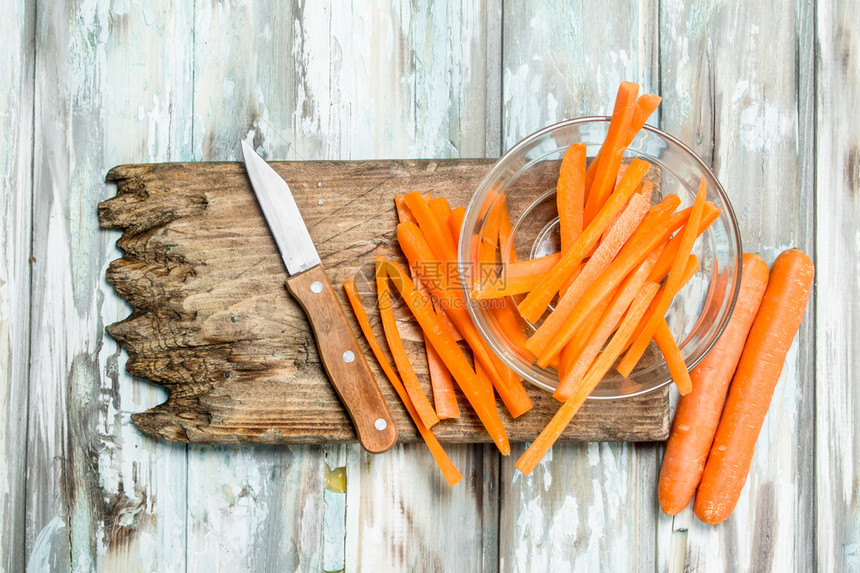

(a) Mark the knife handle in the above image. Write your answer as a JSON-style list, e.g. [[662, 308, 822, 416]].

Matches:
[[285, 265, 397, 453]]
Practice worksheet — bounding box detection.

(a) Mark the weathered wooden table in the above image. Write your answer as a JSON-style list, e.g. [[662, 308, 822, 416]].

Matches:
[[1, 1, 854, 571]]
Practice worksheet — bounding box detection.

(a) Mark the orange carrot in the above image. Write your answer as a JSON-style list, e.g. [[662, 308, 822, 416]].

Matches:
[[648, 204, 720, 282], [517, 157, 651, 323], [375, 258, 439, 429], [657, 255, 769, 515], [343, 279, 462, 486], [625, 94, 662, 145], [397, 221, 503, 384], [497, 201, 518, 264], [449, 206, 466, 245], [404, 191, 459, 264], [383, 259, 511, 455], [429, 196, 458, 250], [557, 143, 586, 253], [653, 321, 693, 395], [617, 178, 708, 376], [515, 281, 660, 475], [532, 196, 690, 359], [556, 297, 613, 378], [583, 82, 639, 223], [553, 249, 661, 401], [528, 193, 651, 362], [471, 274, 546, 300], [395, 195, 418, 225], [694, 249, 814, 524], [426, 339, 460, 419], [506, 253, 561, 278]]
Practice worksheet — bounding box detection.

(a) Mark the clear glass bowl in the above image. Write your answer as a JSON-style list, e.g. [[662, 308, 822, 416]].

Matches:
[[459, 117, 743, 399]]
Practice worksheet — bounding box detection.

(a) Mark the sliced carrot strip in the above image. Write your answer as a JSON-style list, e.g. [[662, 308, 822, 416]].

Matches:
[[395, 195, 417, 225], [515, 281, 660, 475], [471, 274, 546, 300], [617, 178, 708, 376], [506, 253, 561, 278], [343, 279, 462, 486], [583, 82, 639, 223], [528, 193, 651, 362], [533, 197, 692, 360], [553, 248, 662, 401], [375, 258, 439, 429], [517, 157, 651, 323], [625, 94, 662, 145], [557, 143, 586, 253], [397, 221, 503, 385], [648, 204, 720, 282], [497, 201, 518, 264], [383, 260, 510, 455], [426, 337, 461, 419], [653, 321, 692, 395], [448, 206, 466, 245]]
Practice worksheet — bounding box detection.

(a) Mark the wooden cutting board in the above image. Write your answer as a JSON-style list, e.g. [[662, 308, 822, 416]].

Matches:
[[99, 159, 669, 445]]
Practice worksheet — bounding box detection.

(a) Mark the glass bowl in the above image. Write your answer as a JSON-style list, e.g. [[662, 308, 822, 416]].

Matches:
[[459, 117, 743, 399]]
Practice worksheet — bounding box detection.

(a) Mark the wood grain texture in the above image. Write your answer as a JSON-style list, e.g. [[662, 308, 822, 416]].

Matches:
[[656, 1, 816, 571], [26, 1, 192, 570], [0, 1, 34, 571], [186, 3, 504, 572], [100, 160, 669, 444], [815, 1, 859, 570], [498, 1, 662, 570]]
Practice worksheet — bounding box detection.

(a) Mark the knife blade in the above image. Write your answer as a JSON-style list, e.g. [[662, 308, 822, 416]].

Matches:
[[241, 141, 397, 453]]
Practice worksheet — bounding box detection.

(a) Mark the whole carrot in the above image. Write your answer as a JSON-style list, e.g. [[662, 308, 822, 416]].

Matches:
[[694, 249, 814, 524], [658, 254, 770, 515]]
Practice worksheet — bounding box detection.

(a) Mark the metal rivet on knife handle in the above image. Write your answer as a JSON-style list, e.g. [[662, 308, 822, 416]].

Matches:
[[342, 350, 355, 363], [374, 418, 387, 431], [310, 281, 323, 293]]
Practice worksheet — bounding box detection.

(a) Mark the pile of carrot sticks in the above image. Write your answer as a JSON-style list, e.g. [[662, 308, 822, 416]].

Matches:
[[341, 81, 814, 526]]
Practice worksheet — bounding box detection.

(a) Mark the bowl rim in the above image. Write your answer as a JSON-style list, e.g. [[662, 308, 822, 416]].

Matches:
[[458, 116, 744, 400]]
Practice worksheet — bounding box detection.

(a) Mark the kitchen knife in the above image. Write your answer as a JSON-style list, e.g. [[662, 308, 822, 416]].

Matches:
[[241, 141, 397, 453]]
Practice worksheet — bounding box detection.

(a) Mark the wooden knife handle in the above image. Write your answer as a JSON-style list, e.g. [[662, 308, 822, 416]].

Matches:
[[285, 265, 397, 453]]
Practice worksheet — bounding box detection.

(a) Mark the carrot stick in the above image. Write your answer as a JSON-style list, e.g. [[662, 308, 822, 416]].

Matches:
[[497, 201, 517, 264], [583, 82, 639, 223], [395, 195, 418, 225], [617, 178, 708, 376], [383, 259, 511, 455], [532, 197, 691, 359], [528, 193, 652, 362], [556, 297, 613, 377], [625, 94, 662, 145], [397, 221, 503, 384], [557, 143, 586, 253], [649, 205, 720, 282], [426, 339, 460, 419], [429, 197, 458, 250], [448, 206, 466, 245], [471, 274, 546, 300], [694, 249, 814, 524], [517, 157, 651, 323], [506, 253, 561, 277], [657, 254, 770, 515], [343, 279, 462, 486], [404, 191, 459, 264], [375, 259, 439, 429], [553, 249, 661, 401], [653, 321, 693, 395], [626, 255, 701, 355], [515, 281, 660, 475]]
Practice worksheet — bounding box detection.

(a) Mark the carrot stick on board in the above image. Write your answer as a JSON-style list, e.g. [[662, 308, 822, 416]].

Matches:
[[657, 254, 770, 515], [531, 195, 686, 363], [694, 249, 814, 524], [375, 259, 439, 429], [515, 281, 661, 475], [383, 259, 511, 455], [343, 280, 462, 486], [517, 157, 651, 323], [395, 195, 418, 225], [428, 196, 458, 250], [448, 206, 466, 245], [527, 193, 652, 362], [557, 143, 586, 253], [617, 177, 708, 377], [397, 221, 503, 385], [553, 249, 662, 401], [583, 82, 639, 223]]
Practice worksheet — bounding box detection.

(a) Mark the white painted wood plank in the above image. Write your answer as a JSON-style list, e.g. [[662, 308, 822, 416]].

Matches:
[[656, 1, 815, 571], [0, 1, 34, 572], [27, 1, 193, 570], [499, 1, 660, 570], [189, 2, 500, 571], [815, 1, 859, 570]]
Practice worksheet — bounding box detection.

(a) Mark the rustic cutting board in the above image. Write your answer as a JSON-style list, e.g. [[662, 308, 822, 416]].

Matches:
[[99, 159, 669, 445]]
